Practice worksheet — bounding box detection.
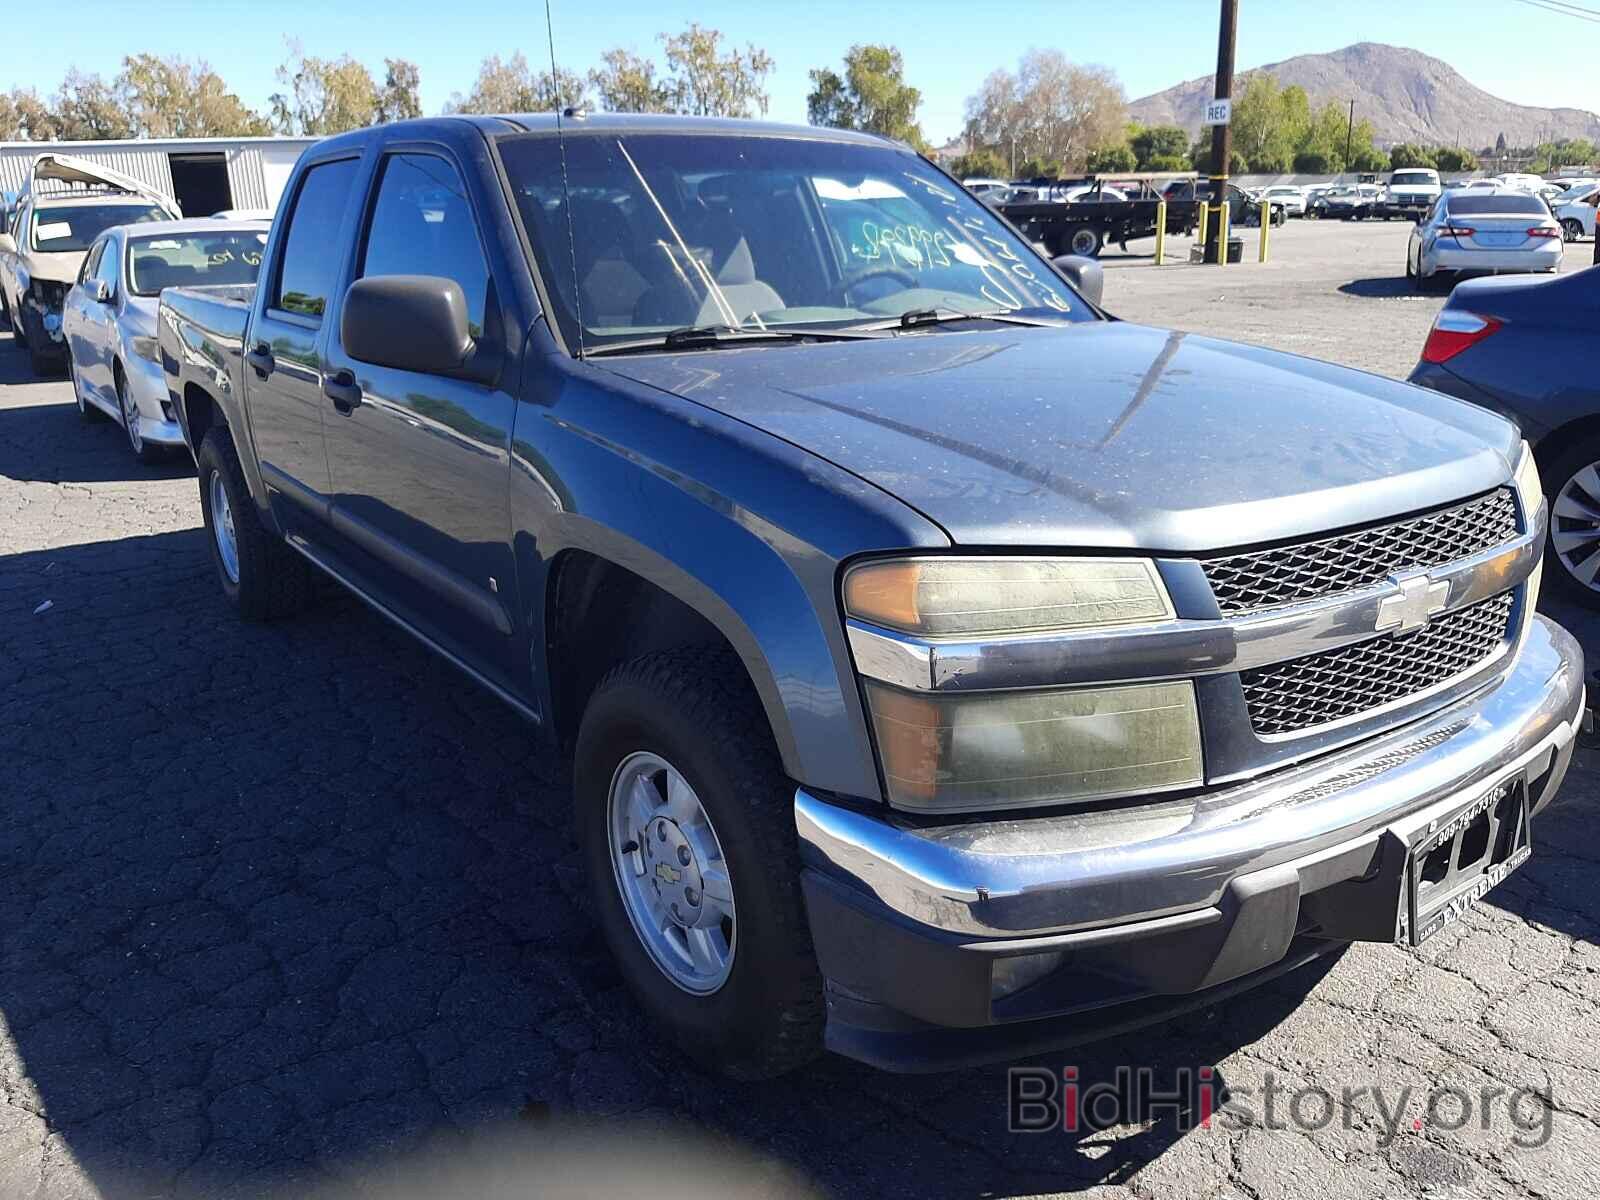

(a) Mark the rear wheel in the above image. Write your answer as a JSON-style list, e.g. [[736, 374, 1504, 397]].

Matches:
[[1562, 219, 1585, 243], [1067, 225, 1104, 258], [1543, 437, 1600, 609], [575, 648, 823, 1079], [196, 427, 311, 620]]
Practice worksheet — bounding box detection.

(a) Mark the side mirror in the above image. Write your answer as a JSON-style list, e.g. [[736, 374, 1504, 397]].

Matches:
[[86, 278, 112, 304], [0, 232, 15, 255], [1052, 254, 1105, 307], [341, 275, 476, 376]]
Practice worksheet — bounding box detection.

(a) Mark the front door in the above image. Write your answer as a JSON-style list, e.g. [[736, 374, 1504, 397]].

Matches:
[[246, 155, 362, 536], [320, 148, 519, 678]]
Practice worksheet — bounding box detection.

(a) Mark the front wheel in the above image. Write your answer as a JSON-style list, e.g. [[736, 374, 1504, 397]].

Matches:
[[1562, 219, 1585, 243], [196, 427, 311, 620], [116, 366, 164, 464], [575, 648, 823, 1079], [1542, 438, 1600, 609]]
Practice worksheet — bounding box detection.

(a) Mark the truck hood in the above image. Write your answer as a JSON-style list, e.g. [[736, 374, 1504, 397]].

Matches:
[[600, 323, 1520, 551]]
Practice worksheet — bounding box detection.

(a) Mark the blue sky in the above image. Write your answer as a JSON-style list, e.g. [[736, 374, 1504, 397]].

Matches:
[[15, 0, 1600, 142]]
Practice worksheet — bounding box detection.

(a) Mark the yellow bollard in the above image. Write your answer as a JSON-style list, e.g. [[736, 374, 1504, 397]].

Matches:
[[1197, 199, 1210, 246], [1217, 202, 1230, 266], [1259, 198, 1270, 263], [1155, 199, 1167, 266]]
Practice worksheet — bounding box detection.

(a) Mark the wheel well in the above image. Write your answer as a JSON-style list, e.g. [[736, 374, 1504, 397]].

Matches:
[[184, 383, 219, 451], [1533, 415, 1600, 480], [546, 551, 761, 754]]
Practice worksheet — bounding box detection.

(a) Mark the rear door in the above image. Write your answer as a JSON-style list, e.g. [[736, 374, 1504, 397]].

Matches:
[[320, 143, 519, 677], [247, 153, 363, 537]]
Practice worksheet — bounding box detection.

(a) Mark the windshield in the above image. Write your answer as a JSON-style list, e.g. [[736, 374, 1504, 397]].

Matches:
[[1391, 172, 1437, 187], [497, 132, 1090, 353], [126, 230, 268, 296], [1445, 194, 1547, 216], [32, 203, 167, 253]]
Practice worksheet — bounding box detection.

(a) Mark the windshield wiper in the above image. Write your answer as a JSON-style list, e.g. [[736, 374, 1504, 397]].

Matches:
[[583, 323, 887, 357], [854, 307, 1072, 334]]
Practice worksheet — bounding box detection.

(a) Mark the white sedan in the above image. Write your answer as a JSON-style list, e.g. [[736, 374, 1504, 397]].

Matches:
[[61, 218, 268, 462], [1555, 183, 1598, 243], [1407, 190, 1562, 289]]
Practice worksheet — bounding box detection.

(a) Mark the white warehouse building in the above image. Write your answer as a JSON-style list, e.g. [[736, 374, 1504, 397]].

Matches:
[[0, 135, 316, 217]]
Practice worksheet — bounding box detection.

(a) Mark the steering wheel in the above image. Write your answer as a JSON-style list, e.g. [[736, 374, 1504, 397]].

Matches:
[[835, 264, 918, 306]]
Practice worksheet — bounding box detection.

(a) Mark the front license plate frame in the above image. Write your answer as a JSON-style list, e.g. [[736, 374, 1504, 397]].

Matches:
[[1398, 778, 1531, 947]]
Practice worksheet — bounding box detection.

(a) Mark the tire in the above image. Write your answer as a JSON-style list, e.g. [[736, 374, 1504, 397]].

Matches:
[[575, 648, 823, 1079], [1562, 219, 1584, 244], [0, 291, 11, 332], [1406, 248, 1418, 288], [195, 427, 311, 621], [1539, 436, 1600, 610], [1067, 225, 1104, 258], [115, 364, 164, 465]]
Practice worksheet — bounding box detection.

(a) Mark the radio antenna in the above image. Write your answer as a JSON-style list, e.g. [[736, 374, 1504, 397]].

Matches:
[[545, 0, 584, 357]]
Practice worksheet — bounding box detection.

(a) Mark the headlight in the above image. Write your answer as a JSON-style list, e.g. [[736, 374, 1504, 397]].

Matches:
[[131, 335, 160, 363], [1514, 440, 1541, 516], [862, 678, 1203, 812], [842, 556, 1173, 637]]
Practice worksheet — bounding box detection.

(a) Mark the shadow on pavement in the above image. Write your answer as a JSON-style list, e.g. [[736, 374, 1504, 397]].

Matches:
[[0, 333, 194, 484], [1337, 276, 1427, 299], [0, 526, 1346, 1199]]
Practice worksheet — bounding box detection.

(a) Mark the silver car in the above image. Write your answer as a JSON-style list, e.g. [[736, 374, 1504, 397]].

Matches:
[[62, 218, 268, 462], [1406, 189, 1563, 290]]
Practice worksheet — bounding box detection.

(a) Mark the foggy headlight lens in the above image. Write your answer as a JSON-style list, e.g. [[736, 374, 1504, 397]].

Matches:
[[843, 557, 1172, 638], [864, 678, 1203, 812]]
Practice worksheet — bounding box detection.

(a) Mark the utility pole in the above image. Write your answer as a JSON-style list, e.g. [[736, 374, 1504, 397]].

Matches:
[[1345, 99, 1355, 174], [1203, 0, 1238, 264]]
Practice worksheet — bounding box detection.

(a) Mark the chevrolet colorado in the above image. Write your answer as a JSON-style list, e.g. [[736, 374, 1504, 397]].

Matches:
[[158, 115, 1583, 1078]]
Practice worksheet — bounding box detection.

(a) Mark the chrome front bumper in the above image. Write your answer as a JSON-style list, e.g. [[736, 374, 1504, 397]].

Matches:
[[797, 615, 1583, 1065]]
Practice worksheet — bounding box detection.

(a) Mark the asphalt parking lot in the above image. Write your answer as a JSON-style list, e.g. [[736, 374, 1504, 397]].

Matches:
[[2, 218, 1598, 1199]]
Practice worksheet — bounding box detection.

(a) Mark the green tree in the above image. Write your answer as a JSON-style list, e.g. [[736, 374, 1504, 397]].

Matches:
[[447, 53, 588, 114], [0, 88, 60, 140], [1130, 124, 1189, 168], [120, 55, 270, 137], [1145, 153, 1189, 171], [949, 148, 1007, 179], [1389, 143, 1437, 170], [50, 69, 134, 139], [806, 44, 926, 149], [1293, 150, 1332, 173], [271, 43, 379, 134], [1085, 144, 1136, 173], [1228, 75, 1309, 174], [1433, 145, 1478, 173], [660, 23, 774, 118], [1350, 146, 1388, 172], [1017, 155, 1063, 178], [376, 59, 422, 123], [590, 48, 674, 113], [962, 50, 1125, 174]]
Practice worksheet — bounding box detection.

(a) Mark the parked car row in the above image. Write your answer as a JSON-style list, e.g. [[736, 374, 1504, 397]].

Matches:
[[0, 152, 271, 461]]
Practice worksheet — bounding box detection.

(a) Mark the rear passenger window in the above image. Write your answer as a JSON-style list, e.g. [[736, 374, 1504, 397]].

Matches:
[[274, 158, 358, 320], [359, 153, 490, 336], [79, 240, 104, 283]]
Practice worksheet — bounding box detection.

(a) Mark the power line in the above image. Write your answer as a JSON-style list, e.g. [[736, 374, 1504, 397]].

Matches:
[[1508, 0, 1600, 22]]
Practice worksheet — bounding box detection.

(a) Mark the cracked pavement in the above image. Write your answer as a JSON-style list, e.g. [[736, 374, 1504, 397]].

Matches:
[[2, 221, 1598, 1198]]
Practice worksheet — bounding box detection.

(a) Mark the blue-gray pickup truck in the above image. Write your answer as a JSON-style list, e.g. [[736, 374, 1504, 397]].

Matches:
[[158, 114, 1584, 1077]]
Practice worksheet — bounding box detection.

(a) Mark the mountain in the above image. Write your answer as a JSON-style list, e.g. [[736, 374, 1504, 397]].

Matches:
[[1127, 43, 1600, 150]]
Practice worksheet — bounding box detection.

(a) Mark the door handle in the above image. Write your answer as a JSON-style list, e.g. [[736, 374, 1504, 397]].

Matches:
[[244, 343, 274, 378], [323, 369, 362, 413]]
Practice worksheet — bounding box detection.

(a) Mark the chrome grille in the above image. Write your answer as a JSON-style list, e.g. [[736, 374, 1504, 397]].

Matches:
[[1240, 592, 1514, 736], [1203, 489, 1519, 614]]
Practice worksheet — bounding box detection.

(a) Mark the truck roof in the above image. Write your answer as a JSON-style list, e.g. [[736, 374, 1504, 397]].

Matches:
[[309, 112, 904, 155]]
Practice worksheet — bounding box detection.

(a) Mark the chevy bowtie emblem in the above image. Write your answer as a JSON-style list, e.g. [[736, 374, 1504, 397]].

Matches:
[[1374, 571, 1449, 634], [655, 862, 682, 885]]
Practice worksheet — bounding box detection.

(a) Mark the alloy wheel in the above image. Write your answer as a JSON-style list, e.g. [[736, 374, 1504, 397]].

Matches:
[[209, 469, 241, 584], [1552, 462, 1600, 592], [606, 750, 736, 994], [118, 373, 143, 455]]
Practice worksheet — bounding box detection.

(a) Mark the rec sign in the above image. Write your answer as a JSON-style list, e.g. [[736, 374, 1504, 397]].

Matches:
[[1202, 98, 1232, 126]]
